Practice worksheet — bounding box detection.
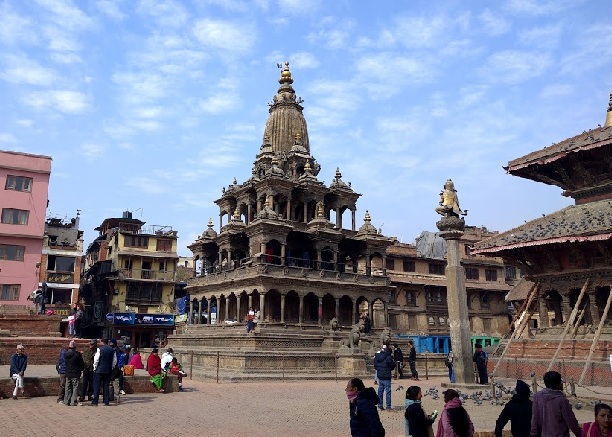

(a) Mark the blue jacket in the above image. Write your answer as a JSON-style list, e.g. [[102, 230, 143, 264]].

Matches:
[[10, 353, 28, 376], [374, 349, 395, 380], [57, 348, 66, 374], [349, 387, 385, 437]]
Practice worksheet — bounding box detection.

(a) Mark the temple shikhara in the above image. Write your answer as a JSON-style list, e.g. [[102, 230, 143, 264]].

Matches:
[[473, 93, 612, 386]]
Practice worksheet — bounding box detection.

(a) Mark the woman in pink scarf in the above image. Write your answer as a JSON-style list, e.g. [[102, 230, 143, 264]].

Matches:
[[582, 403, 612, 437], [436, 389, 474, 437]]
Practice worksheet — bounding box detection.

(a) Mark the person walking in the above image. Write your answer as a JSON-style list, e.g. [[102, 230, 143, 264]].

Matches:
[[10, 344, 28, 399], [495, 380, 532, 437], [473, 344, 488, 384], [64, 340, 84, 406], [446, 350, 455, 383], [582, 403, 612, 437], [346, 377, 385, 437], [531, 371, 581, 437], [56, 343, 67, 404], [109, 339, 125, 404], [73, 304, 83, 338], [408, 340, 419, 380], [374, 344, 395, 410], [405, 385, 436, 437], [79, 339, 96, 402], [393, 343, 404, 379], [90, 338, 116, 406], [437, 388, 475, 437]]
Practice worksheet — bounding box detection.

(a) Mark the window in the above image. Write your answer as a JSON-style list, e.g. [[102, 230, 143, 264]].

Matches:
[[156, 239, 172, 252], [429, 263, 445, 275], [483, 318, 492, 332], [427, 292, 433, 303], [439, 316, 445, 325], [402, 260, 415, 272], [125, 235, 149, 248], [1, 208, 29, 225], [47, 255, 75, 272], [0, 244, 25, 261], [481, 293, 490, 308], [385, 258, 395, 271], [406, 291, 415, 306], [5, 175, 32, 192], [505, 266, 517, 280], [485, 268, 498, 281], [1, 284, 20, 300], [465, 267, 479, 280], [428, 316, 435, 326]]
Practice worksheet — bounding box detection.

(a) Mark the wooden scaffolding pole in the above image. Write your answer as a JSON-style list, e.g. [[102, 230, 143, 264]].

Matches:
[[578, 286, 612, 386], [491, 283, 538, 376], [546, 278, 590, 372]]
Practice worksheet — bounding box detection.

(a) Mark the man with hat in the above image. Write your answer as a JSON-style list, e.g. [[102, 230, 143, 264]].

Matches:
[[80, 339, 97, 402], [64, 340, 84, 406], [9, 344, 28, 399], [91, 338, 116, 406], [161, 347, 174, 372]]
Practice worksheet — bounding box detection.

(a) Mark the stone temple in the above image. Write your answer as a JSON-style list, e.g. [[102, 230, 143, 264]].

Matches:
[[171, 63, 397, 379]]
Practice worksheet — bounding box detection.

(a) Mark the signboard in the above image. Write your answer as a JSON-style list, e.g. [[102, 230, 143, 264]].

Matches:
[[113, 313, 135, 325], [46, 273, 74, 284], [134, 313, 174, 326], [211, 312, 217, 325], [175, 314, 187, 324]]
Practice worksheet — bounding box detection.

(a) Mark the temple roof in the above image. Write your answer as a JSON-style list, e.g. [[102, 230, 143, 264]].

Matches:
[[472, 198, 612, 254], [504, 278, 535, 302]]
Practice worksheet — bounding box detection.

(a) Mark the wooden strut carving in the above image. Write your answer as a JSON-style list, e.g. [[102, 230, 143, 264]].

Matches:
[[546, 278, 590, 372], [578, 283, 612, 386]]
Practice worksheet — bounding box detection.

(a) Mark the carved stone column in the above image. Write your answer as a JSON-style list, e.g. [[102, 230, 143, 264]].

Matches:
[[351, 209, 356, 231], [335, 297, 340, 320], [299, 294, 304, 324], [197, 298, 202, 325], [316, 249, 321, 270], [318, 297, 323, 325], [247, 203, 252, 225], [589, 290, 600, 325], [287, 198, 292, 220], [333, 250, 338, 271], [382, 255, 387, 275], [303, 201, 308, 223], [187, 299, 192, 325], [248, 294, 253, 309], [224, 295, 229, 322], [562, 294, 571, 325], [219, 214, 222, 232], [365, 255, 371, 276], [336, 207, 341, 228], [281, 244, 286, 266], [538, 291, 549, 328], [206, 300, 211, 325], [259, 293, 265, 322], [236, 295, 241, 321], [281, 293, 286, 323]]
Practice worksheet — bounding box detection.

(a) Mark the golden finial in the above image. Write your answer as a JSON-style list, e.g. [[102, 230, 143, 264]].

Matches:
[[606, 91, 612, 128], [316, 201, 324, 218], [207, 218, 214, 229], [233, 177, 237, 185], [233, 208, 241, 220], [364, 210, 371, 223], [277, 61, 293, 85], [304, 159, 312, 172], [335, 167, 342, 179]]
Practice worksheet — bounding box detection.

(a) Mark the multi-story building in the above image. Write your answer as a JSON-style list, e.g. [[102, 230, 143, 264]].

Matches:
[[39, 213, 84, 316], [80, 211, 179, 346], [385, 227, 520, 342], [0, 150, 51, 306]]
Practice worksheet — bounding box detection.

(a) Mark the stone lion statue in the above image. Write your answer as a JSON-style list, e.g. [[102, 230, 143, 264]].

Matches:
[[339, 324, 361, 348], [329, 317, 339, 331]]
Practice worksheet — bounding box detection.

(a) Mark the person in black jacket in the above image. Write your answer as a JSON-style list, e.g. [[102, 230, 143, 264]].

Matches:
[[346, 377, 385, 437], [393, 343, 404, 379], [494, 379, 532, 437], [405, 386, 435, 437], [63, 340, 84, 406], [408, 341, 419, 380], [374, 345, 396, 410]]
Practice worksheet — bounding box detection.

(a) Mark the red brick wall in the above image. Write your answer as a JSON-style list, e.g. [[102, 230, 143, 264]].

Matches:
[[0, 338, 90, 365], [0, 314, 62, 337]]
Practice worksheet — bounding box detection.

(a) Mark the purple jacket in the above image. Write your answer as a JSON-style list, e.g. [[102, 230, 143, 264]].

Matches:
[[530, 388, 581, 437]]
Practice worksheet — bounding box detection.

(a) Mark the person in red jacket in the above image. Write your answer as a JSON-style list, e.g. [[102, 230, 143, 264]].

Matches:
[[147, 348, 165, 392]]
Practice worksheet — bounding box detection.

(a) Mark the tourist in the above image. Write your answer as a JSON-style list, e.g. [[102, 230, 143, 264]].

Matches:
[[109, 339, 125, 403], [494, 380, 532, 437], [147, 347, 166, 393], [161, 347, 174, 371], [405, 385, 436, 437], [129, 348, 144, 369], [56, 343, 67, 404], [408, 340, 419, 380], [91, 338, 116, 406], [393, 343, 404, 379], [246, 307, 255, 333], [9, 344, 28, 400], [374, 344, 395, 410], [68, 305, 76, 337], [63, 340, 84, 406], [34, 291, 44, 315], [472, 344, 488, 384], [582, 403, 612, 437], [346, 377, 385, 437], [530, 371, 581, 437], [169, 357, 187, 391], [445, 350, 455, 383], [79, 339, 96, 402], [437, 388, 474, 437], [74, 304, 83, 338]]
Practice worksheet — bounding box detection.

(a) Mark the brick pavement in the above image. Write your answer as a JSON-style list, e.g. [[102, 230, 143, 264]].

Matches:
[[0, 375, 603, 437]]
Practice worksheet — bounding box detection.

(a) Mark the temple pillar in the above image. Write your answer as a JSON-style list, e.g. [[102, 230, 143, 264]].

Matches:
[[228, 250, 233, 269], [335, 207, 341, 228], [236, 295, 241, 321], [335, 297, 340, 320], [351, 209, 356, 231], [538, 292, 550, 328], [197, 299, 202, 324], [365, 255, 371, 276], [281, 293, 286, 323], [219, 214, 222, 232], [316, 249, 321, 270], [562, 294, 571, 325], [299, 295, 304, 324], [333, 250, 338, 271], [259, 293, 265, 322], [382, 255, 387, 275], [304, 201, 308, 223], [248, 294, 253, 311], [247, 204, 252, 225], [287, 198, 292, 220], [206, 300, 211, 325], [281, 244, 286, 266], [318, 297, 323, 325], [224, 296, 229, 322], [187, 299, 192, 324]]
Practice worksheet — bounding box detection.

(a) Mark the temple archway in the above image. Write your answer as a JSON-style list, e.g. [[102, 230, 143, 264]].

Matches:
[[265, 289, 282, 322], [322, 293, 335, 324], [338, 295, 353, 326], [303, 292, 319, 323], [284, 290, 300, 323]]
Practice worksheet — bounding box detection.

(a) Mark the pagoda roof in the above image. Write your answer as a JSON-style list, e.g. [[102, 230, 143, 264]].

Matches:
[[472, 198, 612, 255]]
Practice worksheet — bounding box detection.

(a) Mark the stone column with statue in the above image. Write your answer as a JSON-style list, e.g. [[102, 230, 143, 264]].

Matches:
[[435, 179, 475, 384]]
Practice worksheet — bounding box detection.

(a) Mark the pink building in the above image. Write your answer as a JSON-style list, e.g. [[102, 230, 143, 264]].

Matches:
[[0, 150, 52, 305]]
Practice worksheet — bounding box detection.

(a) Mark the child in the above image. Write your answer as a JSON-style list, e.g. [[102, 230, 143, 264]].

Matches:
[[169, 357, 187, 391]]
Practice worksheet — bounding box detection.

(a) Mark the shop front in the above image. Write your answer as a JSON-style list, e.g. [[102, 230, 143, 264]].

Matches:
[[107, 312, 175, 348]]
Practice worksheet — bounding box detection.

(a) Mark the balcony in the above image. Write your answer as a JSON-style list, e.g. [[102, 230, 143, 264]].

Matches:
[[46, 272, 75, 284], [118, 268, 176, 282]]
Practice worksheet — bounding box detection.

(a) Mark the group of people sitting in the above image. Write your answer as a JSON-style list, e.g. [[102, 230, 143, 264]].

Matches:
[[146, 347, 187, 392]]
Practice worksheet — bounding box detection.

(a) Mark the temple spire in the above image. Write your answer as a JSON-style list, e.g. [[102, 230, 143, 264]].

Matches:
[[605, 91, 612, 128]]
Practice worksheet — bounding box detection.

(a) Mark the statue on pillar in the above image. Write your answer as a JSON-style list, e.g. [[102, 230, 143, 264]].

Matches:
[[435, 179, 467, 218]]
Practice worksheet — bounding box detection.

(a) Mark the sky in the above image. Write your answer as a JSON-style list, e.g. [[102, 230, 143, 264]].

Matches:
[[1, 0, 612, 256]]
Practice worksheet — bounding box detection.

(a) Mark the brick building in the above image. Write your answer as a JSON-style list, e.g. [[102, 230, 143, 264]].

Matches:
[[0, 150, 51, 306]]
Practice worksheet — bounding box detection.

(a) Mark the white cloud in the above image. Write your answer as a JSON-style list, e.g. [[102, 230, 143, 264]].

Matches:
[[96, 0, 126, 20], [22, 90, 90, 113], [35, 0, 95, 31], [306, 18, 354, 50], [480, 50, 551, 84], [518, 24, 562, 49], [137, 0, 188, 28], [42, 25, 81, 51], [126, 176, 170, 194], [0, 133, 18, 145], [479, 8, 511, 36], [290, 52, 319, 69], [79, 142, 104, 160], [539, 84, 573, 99], [278, 0, 320, 15], [355, 53, 436, 93], [0, 2, 38, 45], [200, 94, 238, 114], [193, 18, 256, 54], [112, 72, 168, 102], [135, 106, 164, 119], [1, 54, 57, 85], [505, 0, 582, 16], [49, 52, 82, 64], [16, 119, 34, 127]]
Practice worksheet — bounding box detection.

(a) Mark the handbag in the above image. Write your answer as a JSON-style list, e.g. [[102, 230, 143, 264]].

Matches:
[[123, 365, 135, 376]]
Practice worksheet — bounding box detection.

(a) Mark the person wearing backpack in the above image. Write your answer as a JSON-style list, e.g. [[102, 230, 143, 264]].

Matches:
[[346, 377, 385, 437], [472, 344, 488, 384], [445, 350, 455, 383]]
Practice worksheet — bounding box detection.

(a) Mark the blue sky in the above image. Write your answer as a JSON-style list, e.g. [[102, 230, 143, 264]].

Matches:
[[1, 0, 611, 256]]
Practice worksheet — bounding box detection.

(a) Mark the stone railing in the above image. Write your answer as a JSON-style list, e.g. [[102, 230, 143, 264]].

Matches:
[[119, 268, 176, 281]]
